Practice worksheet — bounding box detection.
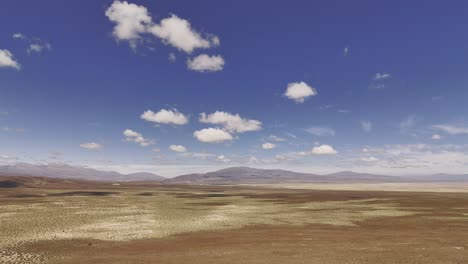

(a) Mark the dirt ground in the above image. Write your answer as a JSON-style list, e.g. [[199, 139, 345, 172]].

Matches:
[[1, 184, 468, 264]]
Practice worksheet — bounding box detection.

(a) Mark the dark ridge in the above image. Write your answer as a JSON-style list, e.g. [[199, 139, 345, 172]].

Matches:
[[48, 191, 118, 197], [136, 192, 154, 196], [0, 181, 19, 188]]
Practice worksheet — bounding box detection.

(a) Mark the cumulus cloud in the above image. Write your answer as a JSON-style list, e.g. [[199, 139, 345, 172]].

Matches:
[[284, 81, 317, 103], [149, 15, 219, 53], [262, 142, 276, 150], [187, 54, 224, 72], [169, 144, 187, 153], [199, 111, 262, 133], [432, 134, 441, 140], [298, 144, 337, 156], [305, 126, 335, 136], [105, 1, 219, 53], [360, 120, 372, 133], [193, 127, 233, 143], [141, 109, 188, 125], [123, 129, 154, 146], [311, 144, 337, 155], [105, 0, 152, 48], [310, 144, 338, 155], [432, 124, 468, 135], [80, 142, 103, 150], [0, 49, 20, 70]]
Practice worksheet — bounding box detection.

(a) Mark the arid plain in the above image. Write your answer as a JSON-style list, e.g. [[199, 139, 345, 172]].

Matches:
[[1, 178, 468, 264]]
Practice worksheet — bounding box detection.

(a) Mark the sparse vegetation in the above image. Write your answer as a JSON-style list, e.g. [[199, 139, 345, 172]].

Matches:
[[1, 186, 468, 263]]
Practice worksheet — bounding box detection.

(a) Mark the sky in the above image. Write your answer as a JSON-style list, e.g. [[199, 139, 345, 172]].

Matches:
[[1, 0, 468, 177]]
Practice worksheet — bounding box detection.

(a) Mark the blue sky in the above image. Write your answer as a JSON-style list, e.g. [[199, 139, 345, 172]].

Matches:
[[1, 0, 468, 176]]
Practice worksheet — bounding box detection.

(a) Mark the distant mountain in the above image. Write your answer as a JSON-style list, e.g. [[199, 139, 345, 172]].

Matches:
[[164, 167, 406, 185], [0, 175, 99, 189], [0, 163, 165, 182], [408, 173, 468, 182], [323, 171, 404, 183], [1, 164, 466, 185]]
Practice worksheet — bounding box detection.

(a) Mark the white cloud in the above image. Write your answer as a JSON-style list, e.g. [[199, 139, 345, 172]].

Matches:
[[149, 14, 219, 53], [168, 52, 176, 62], [369, 73, 392, 89], [80, 142, 103, 150], [141, 109, 188, 125], [27, 43, 52, 54], [374, 73, 391, 80], [344, 46, 349, 56], [310, 144, 338, 155], [267, 135, 286, 142], [105, 0, 152, 48], [199, 111, 262, 133], [262, 142, 276, 150], [284, 81, 317, 103], [193, 127, 233, 143], [216, 155, 230, 162], [305, 126, 335, 136], [432, 124, 468, 135], [12, 33, 26, 39], [0, 154, 17, 161], [345, 144, 468, 174], [123, 129, 154, 146], [169, 144, 187, 153], [12, 33, 52, 55], [0, 49, 20, 70], [360, 120, 372, 133], [187, 54, 224, 72], [432, 134, 441, 140], [361, 156, 379, 162], [182, 152, 215, 159], [105, 1, 219, 53]]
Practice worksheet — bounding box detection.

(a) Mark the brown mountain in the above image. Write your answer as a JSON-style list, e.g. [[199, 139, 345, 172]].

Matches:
[[0, 163, 165, 182], [163, 167, 406, 185]]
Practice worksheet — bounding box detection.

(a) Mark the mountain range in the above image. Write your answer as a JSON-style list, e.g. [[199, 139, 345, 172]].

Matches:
[[0, 163, 165, 182], [0, 163, 467, 184]]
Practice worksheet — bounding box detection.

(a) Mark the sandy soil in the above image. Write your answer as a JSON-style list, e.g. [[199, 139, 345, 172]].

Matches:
[[1, 185, 468, 264], [247, 182, 468, 193]]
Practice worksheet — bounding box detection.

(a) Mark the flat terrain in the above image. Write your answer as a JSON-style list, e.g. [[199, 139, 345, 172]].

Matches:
[[248, 182, 468, 193], [1, 183, 468, 263]]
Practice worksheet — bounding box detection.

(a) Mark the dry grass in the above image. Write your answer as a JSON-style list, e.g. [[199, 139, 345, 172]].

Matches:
[[0, 191, 416, 250], [247, 182, 468, 193], [2, 186, 468, 264]]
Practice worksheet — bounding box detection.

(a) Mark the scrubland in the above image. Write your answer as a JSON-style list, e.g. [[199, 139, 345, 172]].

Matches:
[[1, 185, 468, 264]]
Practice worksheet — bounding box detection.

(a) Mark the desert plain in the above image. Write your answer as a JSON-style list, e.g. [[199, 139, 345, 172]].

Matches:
[[1, 178, 468, 264]]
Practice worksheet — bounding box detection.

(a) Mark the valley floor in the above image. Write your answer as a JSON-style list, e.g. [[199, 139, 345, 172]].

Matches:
[[1, 184, 468, 263]]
